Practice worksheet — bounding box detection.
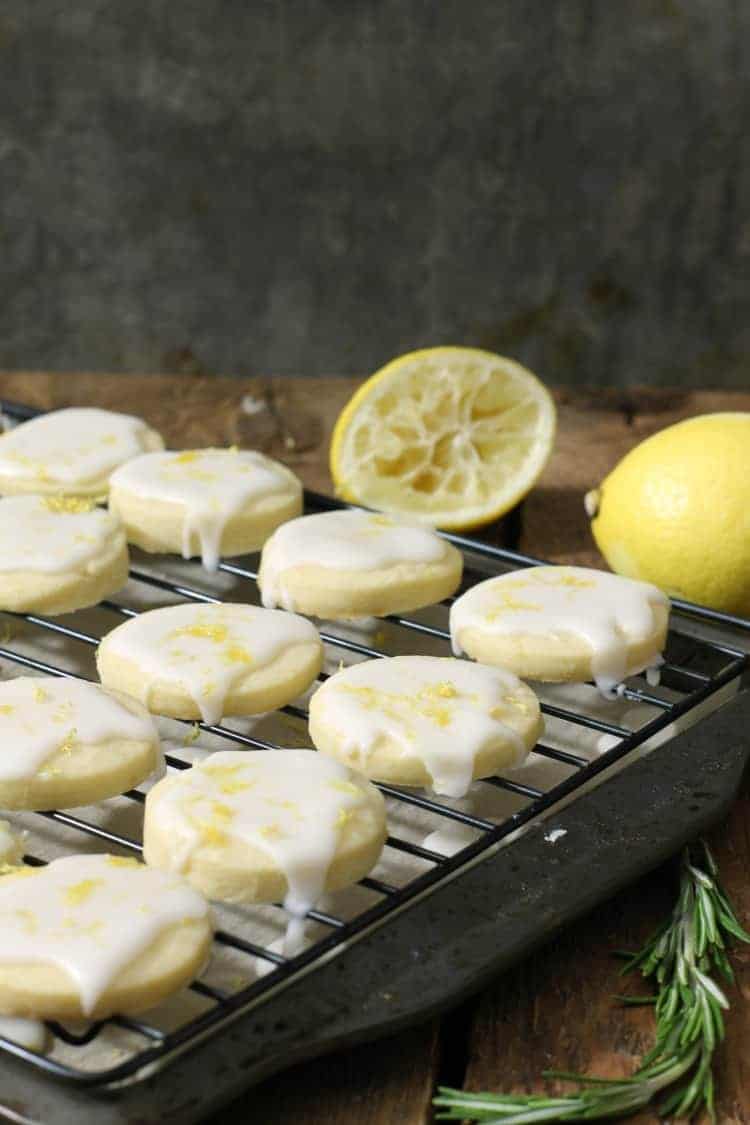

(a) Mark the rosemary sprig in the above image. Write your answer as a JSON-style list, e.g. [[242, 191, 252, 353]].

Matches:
[[434, 841, 749, 1123]]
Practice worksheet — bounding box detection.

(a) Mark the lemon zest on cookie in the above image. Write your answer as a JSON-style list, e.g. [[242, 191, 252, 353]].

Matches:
[[64, 878, 104, 906], [336, 807, 354, 828], [172, 623, 229, 644], [259, 823, 285, 840], [199, 823, 228, 846], [14, 907, 38, 931], [327, 779, 362, 797], [218, 778, 254, 795], [486, 593, 541, 619], [43, 496, 96, 514], [58, 728, 78, 755], [223, 643, 253, 664]]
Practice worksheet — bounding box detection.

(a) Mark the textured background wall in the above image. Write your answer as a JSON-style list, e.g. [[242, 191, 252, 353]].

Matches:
[[0, 1, 747, 385]]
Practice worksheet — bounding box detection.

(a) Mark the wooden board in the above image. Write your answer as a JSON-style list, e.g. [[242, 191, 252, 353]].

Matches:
[[1, 371, 749, 1125]]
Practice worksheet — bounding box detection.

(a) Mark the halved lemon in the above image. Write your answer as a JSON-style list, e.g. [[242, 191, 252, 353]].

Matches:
[[330, 347, 556, 531]]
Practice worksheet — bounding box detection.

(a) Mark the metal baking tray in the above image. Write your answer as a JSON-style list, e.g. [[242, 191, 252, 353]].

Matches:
[[0, 396, 748, 1125]]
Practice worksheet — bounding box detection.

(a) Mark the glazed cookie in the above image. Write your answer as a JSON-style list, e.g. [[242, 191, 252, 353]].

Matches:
[[143, 750, 387, 916], [258, 508, 462, 619], [0, 677, 161, 810], [0, 1016, 50, 1053], [0, 495, 129, 615], [109, 448, 303, 571], [309, 655, 542, 798], [450, 566, 670, 693], [97, 603, 323, 725], [0, 854, 212, 1019], [0, 407, 163, 499]]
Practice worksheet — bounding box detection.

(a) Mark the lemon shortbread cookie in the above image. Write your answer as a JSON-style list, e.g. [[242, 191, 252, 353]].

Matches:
[[309, 655, 542, 798], [0, 821, 24, 867], [0, 407, 163, 500], [97, 603, 323, 725], [258, 508, 462, 620], [143, 750, 387, 920], [0, 854, 212, 1019], [109, 448, 303, 572], [0, 495, 129, 615], [0, 678, 160, 810], [0, 1016, 50, 1053], [450, 566, 670, 693]]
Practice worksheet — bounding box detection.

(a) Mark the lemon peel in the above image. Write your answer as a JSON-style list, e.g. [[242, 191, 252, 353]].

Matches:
[[589, 413, 750, 616]]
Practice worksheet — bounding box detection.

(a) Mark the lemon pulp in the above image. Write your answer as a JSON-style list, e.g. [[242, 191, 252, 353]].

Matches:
[[330, 347, 556, 531]]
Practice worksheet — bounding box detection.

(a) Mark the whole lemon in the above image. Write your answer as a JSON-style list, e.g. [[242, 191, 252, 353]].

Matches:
[[586, 413, 750, 616]]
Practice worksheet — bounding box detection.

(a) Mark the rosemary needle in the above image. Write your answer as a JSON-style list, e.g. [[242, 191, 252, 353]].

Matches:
[[434, 841, 749, 1123]]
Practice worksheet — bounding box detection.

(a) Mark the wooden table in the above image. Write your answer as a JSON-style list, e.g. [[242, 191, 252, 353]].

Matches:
[[2, 371, 749, 1125]]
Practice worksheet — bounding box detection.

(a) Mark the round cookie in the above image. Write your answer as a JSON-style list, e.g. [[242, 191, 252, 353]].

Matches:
[[450, 566, 670, 693], [0, 407, 163, 500], [0, 495, 129, 615], [109, 448, 303, 572], [0, 1016, 50, 1053], [143, 749, 387, 911], [0, 677, 161, 810], [309, 655, 542, 798], [96, 602, 323, 725], [258, 508, 463, 620], [0, 854, 212, 1019]]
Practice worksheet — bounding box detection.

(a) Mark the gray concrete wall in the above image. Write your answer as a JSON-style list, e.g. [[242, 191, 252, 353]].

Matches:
[[0, 1, 747, 386]]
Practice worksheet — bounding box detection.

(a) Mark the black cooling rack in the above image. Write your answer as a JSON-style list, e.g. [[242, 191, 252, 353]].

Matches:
[[0, 396, 748, 1101]]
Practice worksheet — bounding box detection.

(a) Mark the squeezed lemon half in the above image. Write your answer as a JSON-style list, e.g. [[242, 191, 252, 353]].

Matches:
[[330, 347, 556, 531]]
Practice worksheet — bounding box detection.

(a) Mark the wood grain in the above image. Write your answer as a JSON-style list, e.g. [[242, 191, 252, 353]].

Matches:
[[463, 786, 750, 1125], [1, 371, 749, 1125], [212, 1023, 441, 1125]]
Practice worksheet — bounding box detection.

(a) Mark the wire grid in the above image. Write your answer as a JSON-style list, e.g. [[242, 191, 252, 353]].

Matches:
[[0, 398, 748, 1092]]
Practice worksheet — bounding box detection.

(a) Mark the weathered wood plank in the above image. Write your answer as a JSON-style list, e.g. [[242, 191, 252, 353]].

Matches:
[[462, 782, 750, 1125], [211, 1023, 441, 1125]]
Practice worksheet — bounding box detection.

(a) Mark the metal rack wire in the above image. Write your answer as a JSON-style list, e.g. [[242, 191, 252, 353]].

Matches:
[[0, 396, 747, 1092]]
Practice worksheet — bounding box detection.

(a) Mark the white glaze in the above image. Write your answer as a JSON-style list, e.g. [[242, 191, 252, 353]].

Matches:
[[0, 854, 210, 1015], [450, 566, 669, 695], [259, 509, 447, 611], [149, 749, 376, 941], [0, 408, 160, 488], [110, 448, 301, 571], [312, 655, 532, 798], [0, 496, 121, 574], [0, 821, 24, 866], [98, 603, 321, 725], [0, 1016, 48, 1052], [646, 655, 664, 687], [544, 828, 567, 844], [0, 678, 158, 782]]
